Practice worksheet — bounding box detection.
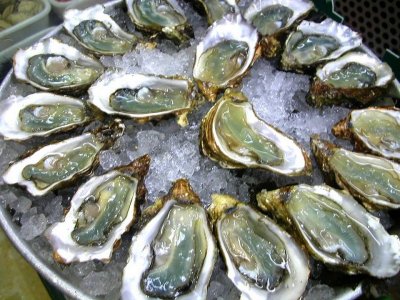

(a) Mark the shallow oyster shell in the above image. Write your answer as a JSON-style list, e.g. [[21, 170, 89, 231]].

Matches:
[[194, 0, 239, 25]]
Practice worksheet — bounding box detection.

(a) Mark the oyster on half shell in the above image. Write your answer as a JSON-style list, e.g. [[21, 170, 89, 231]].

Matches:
[[257, 184, 400, 277], [121, 179, 217, 300], [193, 0, 239, 25], [200, 90, 312, 176], [208, 194, 310, 300], [46, 155, 150, 264]]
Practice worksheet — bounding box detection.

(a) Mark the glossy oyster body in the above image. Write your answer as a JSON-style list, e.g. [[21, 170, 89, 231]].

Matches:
[[311, 135, 400, 210], [333, 107, 400, 161], [64, 5, 139, 55], [13, 38, 104, 93], [0, 93, 91, 141], [2, 121, 124, 196], [126, 0, 192, 43], [244, 0, 314, 58], [194, 0, 238, 25], [88, 72, 197, 126], [193, 14, 260, 101], [281, 19, 362, 73], [257, 184, 400, 277], [200, 90, 312, 176], [208, 194, 310, 300], [309, 52, 395, 106], [121, 179, 217, 300], [46, 155, 150, 264]]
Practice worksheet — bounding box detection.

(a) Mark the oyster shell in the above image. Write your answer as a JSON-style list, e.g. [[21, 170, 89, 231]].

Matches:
[[64, 5, 139, 55], [243, 0, 314, 58], [332, 107, 400, 162], [257, 184, 400, 277], [46, 155, 150, 264], [193, 0, 239, 25], [13, 38, 104, 93], [308, 52, 395, 106], [208, 194, 310, 300], [2, 121, 124, 196], [126, 0, 193, 43], [200, 90, 312, 176], [88, 72, 197, 127], [281, 19, 362, 73], [311, 135, 400, 210], [0, 93, 91, 141], [121, 179, 217, 300], [193, 14, 260, 101]]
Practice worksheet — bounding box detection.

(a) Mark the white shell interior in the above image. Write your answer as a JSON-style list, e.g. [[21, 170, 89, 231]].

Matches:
[[0, 93, 88, 141], [45, 170, 138, 264]]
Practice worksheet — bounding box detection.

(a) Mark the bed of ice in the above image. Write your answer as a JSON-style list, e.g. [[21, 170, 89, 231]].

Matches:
[[0, 1, 391, 299]]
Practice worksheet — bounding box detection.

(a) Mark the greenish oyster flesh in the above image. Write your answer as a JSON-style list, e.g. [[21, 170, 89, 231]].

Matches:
[[208, 194, 309, 300], [325, 63, 376, 88], [257, 184, 400, 277], [194, 0, 238, 25], [200, 90, 311, 176], [46, 155, 150, 264], [250, 5, 294, 36], [311, 136, 400, 210], [333, 107, 400, 161], [121, 179, 217, 300]]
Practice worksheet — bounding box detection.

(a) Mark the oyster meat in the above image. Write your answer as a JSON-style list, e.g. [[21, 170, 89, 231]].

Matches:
[[308, 52, 395, 106], [46, 155, 149, 264], [2, 121, 124, 196], [13, 38, 104, 93], [311, 135, 400, 210], [64, 5, 139, 55], [193, 14, 260, 101], [0, 92, 90, 141], [200, 90, 312, 176], [257, 184, 400, 277], [281, 19, 362, 73], [121, 179, 217, 300], [193, 0, 239, 25], [332, 107, 400, 161], [244, 0, 314, 58], [88, 72, 197, 126], [208, 194, 310, 300], [126, 0, 193, 43]]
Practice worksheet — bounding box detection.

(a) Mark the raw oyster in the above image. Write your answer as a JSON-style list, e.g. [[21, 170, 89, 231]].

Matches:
[[13, 38, 104, 93], [193, 0, 239, 25], [193, 14, 260, 101], [2, 121, 124, 196], [308, 52, 395, 106], [121, 179, 217, 300], [243, 0, 314, 58], [257, 184, 400, 277], [88, 72, 198, 126], [200, 90, 312, 176], [45, 155, 149, 264], [311, 135, 400, 210], [208, 194, 310, 300], [126, 0, 193, 43], [0, 93, 91, 141], [64, 5, 139, 55], [281, 19, 362, 73]]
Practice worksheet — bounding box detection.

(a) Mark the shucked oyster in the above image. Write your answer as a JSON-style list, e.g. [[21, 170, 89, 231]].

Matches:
[[332, 107, 400, 161], [193, 14, 260, 101], [46, 155, 149, 264], [0, 93, 91, 141], [88, 72, 197, 126], [126, 0, 193, 43], [64, 5, 139, 55], [208, 194, 310, 300], [192, 0, 239, 25], [311, 135, 400, 210], [257, 184, 400, 277], [121, 179, 217, 300], [2, 121, 124, 196], [13, 38, 104, 93], [243, 0, 314, 58], [308, 52, 395, 106], [200, 90, 312, 176], [281, 19, 362, 73]]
